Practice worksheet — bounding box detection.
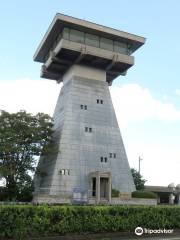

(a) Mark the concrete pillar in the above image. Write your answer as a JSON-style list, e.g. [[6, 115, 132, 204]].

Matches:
[[169, 193, 175, 205], [108, 173, 112, 203], [96, 172, 100, 204], [176, 193, 180, 204]]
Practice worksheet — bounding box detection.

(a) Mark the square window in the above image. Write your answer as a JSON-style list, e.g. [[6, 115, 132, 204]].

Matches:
[[104, 157, 107, 162], [97, 99, 99, 104], [59, 169, 65, 175], [85, 127, 88, 132], [80, 105, 83, 109], [89, 127, 92, 132], [114, 153, 116, 158], [100, 157, 103, 162], [109, 153, 112, 158], [100, 100, 103, 104], [84, 105, 87, 110]]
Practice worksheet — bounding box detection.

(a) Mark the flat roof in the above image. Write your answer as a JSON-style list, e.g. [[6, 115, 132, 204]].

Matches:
[[145, 185, 176, 193], [34, 13, 146, 63]]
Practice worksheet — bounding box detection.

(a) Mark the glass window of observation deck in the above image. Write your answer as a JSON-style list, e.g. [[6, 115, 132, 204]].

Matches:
[[100, 37, 113, 51], [70, 29, 85, 44], [114, 41, 128, 55], [85, 33, 99, 48]]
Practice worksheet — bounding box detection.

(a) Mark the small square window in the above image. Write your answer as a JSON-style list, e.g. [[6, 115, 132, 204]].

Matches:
[[80, 105, 83, 109], [100, 100, 103, 104], [104, 157, 107, 162], [84, 105, 87, 110], [89, 128, 92, 132], [97, 99, 99, 104], [109, 153, 112, 158], [85, 127, 88, 132], [59, 169, 65, 175], [100, 157, 103, 162], [114, 153, 116, 158]]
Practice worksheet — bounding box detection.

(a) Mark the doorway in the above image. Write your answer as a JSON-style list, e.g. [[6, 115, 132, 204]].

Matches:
[[100, 177, 108, 199], [92, 177, 96, 196]]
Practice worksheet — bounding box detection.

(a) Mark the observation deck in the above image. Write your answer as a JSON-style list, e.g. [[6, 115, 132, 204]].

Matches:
[[34, 13, 145, 85]]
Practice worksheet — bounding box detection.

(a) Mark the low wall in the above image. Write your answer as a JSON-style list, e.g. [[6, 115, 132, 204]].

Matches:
[[33, 195, 71, 204], [0, 197, 157, 205], [88, 197, 157, 205], [111, 197, 157, 205]]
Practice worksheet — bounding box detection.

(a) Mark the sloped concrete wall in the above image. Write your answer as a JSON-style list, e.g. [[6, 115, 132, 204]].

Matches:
[[34, 65, 135, 203]]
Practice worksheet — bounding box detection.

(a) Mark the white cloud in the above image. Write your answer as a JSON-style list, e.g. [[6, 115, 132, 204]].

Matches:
[[110, 84, 180, 186], [126, 141, 180, 186], [175, 88, 180, 96], [0, 79, 179, 186], [0, 79, 61, 115], [111, 84, 180, 127]]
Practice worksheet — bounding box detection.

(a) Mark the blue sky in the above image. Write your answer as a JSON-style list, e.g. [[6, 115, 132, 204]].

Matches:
[[0, 0, 180, 186]]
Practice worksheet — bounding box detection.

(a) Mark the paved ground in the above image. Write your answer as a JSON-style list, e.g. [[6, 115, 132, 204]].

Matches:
[[30, 232, 180, 240], [31, 237, 180, 240]]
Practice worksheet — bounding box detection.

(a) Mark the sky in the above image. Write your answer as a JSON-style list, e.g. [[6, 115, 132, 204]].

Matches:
[[0, 0, 180, 186]]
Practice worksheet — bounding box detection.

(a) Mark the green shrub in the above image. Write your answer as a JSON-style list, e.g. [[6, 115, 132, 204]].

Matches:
[[132, 190, 157, 199], [111, 189, 120, 197], [1, 205, 180, 239]]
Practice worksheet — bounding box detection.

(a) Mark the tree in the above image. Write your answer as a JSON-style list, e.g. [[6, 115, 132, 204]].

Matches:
[[0, 110, 53, 201], [131, 168, 146, 190]]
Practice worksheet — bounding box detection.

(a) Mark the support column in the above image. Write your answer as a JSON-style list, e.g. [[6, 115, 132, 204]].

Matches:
[[169, 193, 175, 205], [96, 172, 100, 204], [177, 193, 180, 205], [108, 173, 112, 203], [157, 195, 161, 204]]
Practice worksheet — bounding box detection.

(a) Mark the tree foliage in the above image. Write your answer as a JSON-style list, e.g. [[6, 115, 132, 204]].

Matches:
[[0, 110, 53, 201], [131, 168, 146, 190]]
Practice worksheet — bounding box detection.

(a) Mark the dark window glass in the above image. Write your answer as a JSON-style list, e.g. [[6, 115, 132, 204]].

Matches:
[[97, 99, 99, 104], [109, 153, 112, 158], [92, 177, 96, 196], [85, 33, 99, 48], [89, 128, 92, 132], [85, 127, 88, 132], [59, 169, 65, 175], [80, 105, 83, 109], [104, 157, 107, 162], [84, 105, 87, 110], [100, 157, 103, 162], [100, 100, 103, 104], [114, 153, 116, 158]]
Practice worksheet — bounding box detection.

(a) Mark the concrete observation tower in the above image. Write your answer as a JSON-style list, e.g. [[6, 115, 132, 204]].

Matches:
[[33, 14, 145, 204]]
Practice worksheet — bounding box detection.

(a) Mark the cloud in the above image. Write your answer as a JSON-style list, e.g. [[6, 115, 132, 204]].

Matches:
[[126, 140, 180, 186], [175, 88, 180, 96], [0, 79, 61, 115], [111, 84, 180, 127], [110, 84, 180, 185], [0, 79, 180, 186], [1, 80, 179, 126]]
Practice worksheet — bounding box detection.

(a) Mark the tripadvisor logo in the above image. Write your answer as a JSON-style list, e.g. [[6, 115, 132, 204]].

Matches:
[[135, 227, 174, 236], [135, 227, 143, 236]]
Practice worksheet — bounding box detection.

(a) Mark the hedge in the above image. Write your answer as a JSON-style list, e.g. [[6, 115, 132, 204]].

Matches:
[[1, 205, 180, 239], [132, 191, 157, 199], [111, 188, 120, 197]]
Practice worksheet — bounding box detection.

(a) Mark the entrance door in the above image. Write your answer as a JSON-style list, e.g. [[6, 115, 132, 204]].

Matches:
[[92, 177, 96, 197], [100, 178, 108, 199]]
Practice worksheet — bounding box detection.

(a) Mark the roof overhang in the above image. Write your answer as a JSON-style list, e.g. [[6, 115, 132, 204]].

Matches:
[[34, 13, 146, 63]]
